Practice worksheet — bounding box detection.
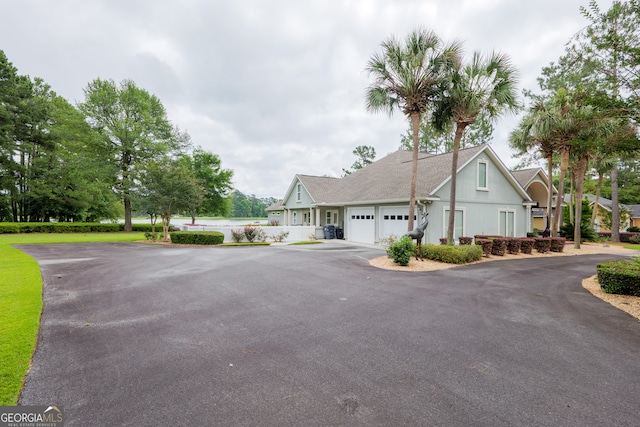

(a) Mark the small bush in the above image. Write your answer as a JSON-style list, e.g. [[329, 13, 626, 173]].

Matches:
[[475, 239, 493, 257], [559, 222, 598, 242], [459, 236, 473, 245], [597, 258, 640, 296], [244, 226, 267, 242], [526, 232, 538, 238], [169, 231, 224, 245], [520, 238, 535, 254], [491, 238, 508, 256], [230, 228, 244, 243], [439, 238, 449, 245], [630, 234, 640, 244], [269, 231, 290, 242], [378, 234, 397, 250], [627, 226, 640, 232], [534, 238, 551, 253], [387, 236, 416, 266], [550, 237, 566, 252], [506, 238, 521, 255], [422, 244, 482, 264]]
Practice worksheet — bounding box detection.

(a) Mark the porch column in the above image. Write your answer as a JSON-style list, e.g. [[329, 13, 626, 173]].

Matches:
[[310, 208, 315, 226], [316, 208, 321, 226]]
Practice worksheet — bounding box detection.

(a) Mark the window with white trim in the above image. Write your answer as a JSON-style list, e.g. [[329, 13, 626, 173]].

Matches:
[[477, 159, 488, 190], [499, 210, 515, 236], [293, 211, 298, 225], [444, 209, 465, 240], [296, 183, 302, 202]]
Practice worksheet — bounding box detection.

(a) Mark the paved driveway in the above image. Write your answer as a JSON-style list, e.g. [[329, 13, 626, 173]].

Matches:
[[16, 242, 640, 426]]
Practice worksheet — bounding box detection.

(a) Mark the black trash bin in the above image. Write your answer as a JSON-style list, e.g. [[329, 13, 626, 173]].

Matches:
[[323, 225, 336, 239], [335, 227, 344, 239]]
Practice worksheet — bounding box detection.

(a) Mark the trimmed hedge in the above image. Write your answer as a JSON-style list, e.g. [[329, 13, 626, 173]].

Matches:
[[596, 232, 640, 243], [459, 236, 473, 245], [506, 238, 521, 255], [491, 238, 508, 256], [169, 231, 224, 245], [422, 244, 482, 264], [534, 238, 551, 253], [0, 222, 171, 234], [597, 259, 640, 296], [550, 237, 566, 252], [475, 239, 493, 257], [520, 238, 535, 254]]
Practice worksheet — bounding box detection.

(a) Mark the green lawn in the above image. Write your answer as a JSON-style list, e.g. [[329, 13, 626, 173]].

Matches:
[[0, 233, 144, 405]]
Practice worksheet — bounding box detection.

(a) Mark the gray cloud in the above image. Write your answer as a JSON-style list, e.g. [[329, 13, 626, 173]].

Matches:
[[1, 0, 613, 197]]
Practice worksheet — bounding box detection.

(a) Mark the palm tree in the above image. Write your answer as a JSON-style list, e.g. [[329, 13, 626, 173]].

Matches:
[[366, 28, 461, 231], [509, 101, 557, 233], [434, 51, 519, 244]]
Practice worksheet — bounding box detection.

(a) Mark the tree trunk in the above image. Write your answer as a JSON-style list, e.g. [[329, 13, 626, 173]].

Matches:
[[546, 154, 554, 232], [191, 213, 196, 225], [162, 213, 171, 242], [447, 123, 467, 245], [573, 156, 588, 249], [610, 163, 620, 242], [552, 149, 570, 236], [590, 173, 604, 229], [124, 195, 132, 232], [407, 111, 421, 232]]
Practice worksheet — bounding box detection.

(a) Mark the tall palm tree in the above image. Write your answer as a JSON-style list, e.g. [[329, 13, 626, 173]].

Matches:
[[509, 101, 557, 232], [434, 51, 519, 244], [366, 28, 461, 231]]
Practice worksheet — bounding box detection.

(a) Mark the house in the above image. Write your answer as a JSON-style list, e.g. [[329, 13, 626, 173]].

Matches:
[[565, 194, 638, 232], [511, 168, 558, 231], [269, 145, 549, 245]]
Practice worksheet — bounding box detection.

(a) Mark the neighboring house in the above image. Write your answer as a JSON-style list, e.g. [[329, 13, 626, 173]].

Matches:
[[511, 168, 558, 231], [565, 194, 636, 232], [271, 145, 541, 245]]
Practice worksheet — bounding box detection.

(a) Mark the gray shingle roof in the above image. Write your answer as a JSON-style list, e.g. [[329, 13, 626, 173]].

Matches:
[[511, 168, 543, 190], [296, 175, 341, 203]]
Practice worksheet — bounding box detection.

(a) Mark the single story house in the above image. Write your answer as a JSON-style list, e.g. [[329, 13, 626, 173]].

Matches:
[[566, 194, 640, 232], [268, 144, 552, 245]]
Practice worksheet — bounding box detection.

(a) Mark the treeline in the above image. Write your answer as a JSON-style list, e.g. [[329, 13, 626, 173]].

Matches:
[[229, 191, 278, 218], [0, 50, 234, 229]]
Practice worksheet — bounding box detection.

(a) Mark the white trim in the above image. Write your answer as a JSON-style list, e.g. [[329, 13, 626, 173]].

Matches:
[[477, 158, 489, 191], [443, 206, 466, 239], [498, 208, 516, 237]]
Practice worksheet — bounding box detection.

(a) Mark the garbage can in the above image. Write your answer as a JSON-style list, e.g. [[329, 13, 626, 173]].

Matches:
[[323, 225, 336, 239], [335, 227, 344, 239]]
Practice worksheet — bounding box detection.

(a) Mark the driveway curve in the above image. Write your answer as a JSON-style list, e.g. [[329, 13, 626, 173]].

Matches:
[[16, 242, 640, 426]]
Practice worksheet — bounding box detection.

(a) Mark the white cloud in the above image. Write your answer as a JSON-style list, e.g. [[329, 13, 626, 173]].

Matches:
[[0, 0, 615, 198]]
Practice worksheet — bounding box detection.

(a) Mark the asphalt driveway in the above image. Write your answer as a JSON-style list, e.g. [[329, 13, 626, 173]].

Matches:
[[16, 242, 640, 426]]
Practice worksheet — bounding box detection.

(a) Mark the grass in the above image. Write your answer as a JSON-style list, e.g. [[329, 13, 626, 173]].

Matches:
[[622, 243, 640, 251], [289, 240, 323, 245], [0, 232, 144, 405]]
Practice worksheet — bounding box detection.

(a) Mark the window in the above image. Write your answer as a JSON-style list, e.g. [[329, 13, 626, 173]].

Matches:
[[477, 159, 488, 190], [296, 183, 302, 202], [444, 209, 465, 240], [499, 210, 515, 236]]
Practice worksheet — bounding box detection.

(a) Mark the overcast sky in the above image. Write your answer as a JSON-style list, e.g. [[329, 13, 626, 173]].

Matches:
[[1, 0, 613, 198]]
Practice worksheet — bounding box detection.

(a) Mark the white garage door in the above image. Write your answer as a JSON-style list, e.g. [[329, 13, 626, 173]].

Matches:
[[380, 207, 415, 239], [347, 207, 375, 244]]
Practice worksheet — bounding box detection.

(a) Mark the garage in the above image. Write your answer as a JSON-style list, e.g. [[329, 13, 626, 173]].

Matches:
[[347, 207, 375, 244], [379, 206, 415, 240]]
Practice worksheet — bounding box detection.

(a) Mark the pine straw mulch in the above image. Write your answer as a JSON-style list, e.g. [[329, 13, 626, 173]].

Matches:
[[369, 243, 640, 321]]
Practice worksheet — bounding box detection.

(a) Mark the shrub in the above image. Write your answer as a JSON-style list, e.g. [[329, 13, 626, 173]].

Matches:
[[439, 238, 448, 245], [559, 222, 598, 242], [526, 232, 538, 238], [627, 226, 640, 232], [491, 238, 508, 256], [0, 223, 19, 234], [597, 258, 640, 296], [378, 234, 397, 250], [630, 234, 640, 245], [240, 226, 267, 242], [269, 231, 289, 243], [459, 236, 473, 245], [520, 238, 535, 254], [506, 238, 521, 255], [422, 244, 482, 264], [230, 229, 244, 243], [597, 232, 640, 243], [475, 239, 493, 257], [534, 238, 551, 253], [387, 236, 416, 266], [550, 237, 566, 252], [169, 231, 224, 245]]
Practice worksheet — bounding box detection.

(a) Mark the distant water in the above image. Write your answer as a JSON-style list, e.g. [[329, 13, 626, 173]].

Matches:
[[122, 219, 268, 226]]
